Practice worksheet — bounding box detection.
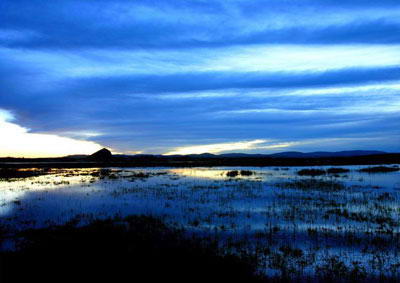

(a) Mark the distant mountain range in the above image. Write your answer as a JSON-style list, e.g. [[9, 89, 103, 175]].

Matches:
[[0, 149, 390, 160], [160, 150, 387, 159], [267, 150, 387, 158], [89, 150, 389, 159], [2, 149, 398, 168]]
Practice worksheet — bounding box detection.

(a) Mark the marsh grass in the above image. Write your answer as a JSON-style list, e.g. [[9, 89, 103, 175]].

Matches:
[[276, 179, 346, 192], [359, 166, 399, 173], [0, 216, 263, 283], [0, 168, 48, 179], [226, 170, 255, 177], [327, 167, 350, 174], [297, 169, 326, 176], [1, 166, 399, 282], [227, 170, 240, 177]]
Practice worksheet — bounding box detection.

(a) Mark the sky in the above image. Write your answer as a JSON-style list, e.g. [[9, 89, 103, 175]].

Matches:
[[0, 0, 399, 157]]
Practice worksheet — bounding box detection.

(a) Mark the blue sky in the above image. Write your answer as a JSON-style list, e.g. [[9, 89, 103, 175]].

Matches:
[[0, 0, 399, 156]]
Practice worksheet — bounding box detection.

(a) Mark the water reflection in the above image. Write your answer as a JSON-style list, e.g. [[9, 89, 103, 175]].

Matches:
[[169, 168, 227, 179], [1, 165, 399, 275], [169, 168, 261, 180]]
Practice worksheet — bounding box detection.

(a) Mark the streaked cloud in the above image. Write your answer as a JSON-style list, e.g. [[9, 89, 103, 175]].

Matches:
[[165, 139, 269, 155], [164, 140, 306, 155], [2, 45, 400, 80], [0, 0, 399, 155]]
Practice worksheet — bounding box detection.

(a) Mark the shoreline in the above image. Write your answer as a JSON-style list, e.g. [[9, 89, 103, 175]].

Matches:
[[0, 153, 399, 168]]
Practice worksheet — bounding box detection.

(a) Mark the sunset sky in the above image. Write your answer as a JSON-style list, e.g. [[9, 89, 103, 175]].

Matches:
[[1, 0, 399, 157]]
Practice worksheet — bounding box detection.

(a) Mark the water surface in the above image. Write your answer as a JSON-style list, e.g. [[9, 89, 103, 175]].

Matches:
[[1, 165, 399, 277]]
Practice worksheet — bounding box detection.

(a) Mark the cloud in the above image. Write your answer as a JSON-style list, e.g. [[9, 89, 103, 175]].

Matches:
[[1, 0, 400, 49], [3, 44, 400, 82], [0, 109, 104, 157], [62, 66, 400, 96], [1, 64, 400, 154], [1, 0, 399, 155], [165, 139, 270, 155]]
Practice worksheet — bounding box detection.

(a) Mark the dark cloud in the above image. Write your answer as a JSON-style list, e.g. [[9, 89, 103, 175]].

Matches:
[[59, 66, 400, 95], [1, 0, 400, 50]]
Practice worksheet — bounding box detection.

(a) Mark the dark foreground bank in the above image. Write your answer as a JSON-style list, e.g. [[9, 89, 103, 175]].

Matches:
[[0, 216, 262, 283], [2, 215, 399, 282]]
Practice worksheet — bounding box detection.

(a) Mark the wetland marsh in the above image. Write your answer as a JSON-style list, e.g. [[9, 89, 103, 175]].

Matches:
[[1, 165, 399, 281]]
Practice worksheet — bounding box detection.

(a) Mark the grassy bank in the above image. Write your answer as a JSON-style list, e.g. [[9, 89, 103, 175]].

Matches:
[[0, 216, 262, 283]]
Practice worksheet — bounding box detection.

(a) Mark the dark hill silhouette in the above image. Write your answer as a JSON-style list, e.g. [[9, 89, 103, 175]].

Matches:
[[88, 148, 112, 161]]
